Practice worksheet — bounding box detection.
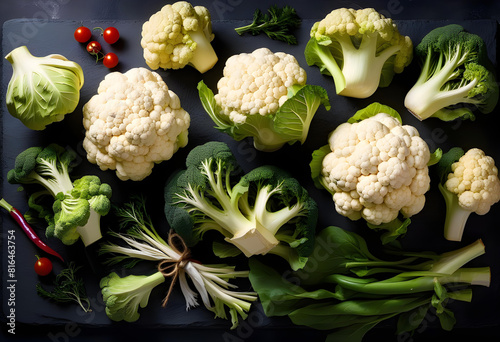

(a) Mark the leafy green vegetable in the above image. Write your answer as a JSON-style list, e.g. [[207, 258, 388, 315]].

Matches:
[[234, 5, 301, 45], [5, 46, 84, 130], [36, 262, 91, 313], [249, 226, 490, 341], [100, 197, 257, 327], [164, 141, 318, 271], [198, 81, 330, 152]]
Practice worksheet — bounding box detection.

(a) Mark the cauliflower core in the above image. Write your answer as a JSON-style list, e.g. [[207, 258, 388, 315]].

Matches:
[[82, 67, 190, 181], [321, 113, 431, 225], [445, 148, 500, 215], [214, 47, 307, 123]]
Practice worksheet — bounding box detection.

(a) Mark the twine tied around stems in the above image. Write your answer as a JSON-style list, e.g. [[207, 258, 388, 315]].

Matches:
[[157, 230, 192, 307]]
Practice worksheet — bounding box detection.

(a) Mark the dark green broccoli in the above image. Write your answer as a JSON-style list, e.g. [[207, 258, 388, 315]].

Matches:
[[7, 144, 112, 246], [164, 141, 318, 270], [404, 24, 499, 121]]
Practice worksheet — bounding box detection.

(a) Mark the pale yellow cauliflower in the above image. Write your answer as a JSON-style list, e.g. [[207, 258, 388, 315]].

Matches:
[[82, 67, 190, 181], [141, 1, 217, 73], [441, 148, 500, 241], [320, 113, 431, 225]]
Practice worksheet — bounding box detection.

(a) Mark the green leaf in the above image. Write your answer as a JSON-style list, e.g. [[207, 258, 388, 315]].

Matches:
[[274, 85, 331, 143], [435, 147, 465, 184], [310, 144, 332, 190], [212, 241, 242, 258], [197, 80, 232, 133], [367, 217, 411, 244], [248, 258, 339, 316], [347, 102, 402, 123], [428, 148, 443, 166], [397, 304, 430, 334]]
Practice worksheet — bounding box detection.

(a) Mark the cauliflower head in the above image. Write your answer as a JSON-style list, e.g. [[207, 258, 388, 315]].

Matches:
[[305, 7, 413, 98], [82, 67, 190, 181], [215, 47, 307, 122], [445, 148, 500, 215], [320, 113, 431, 225], [197, 47, 330, 152], [141, 1, 218, 73]]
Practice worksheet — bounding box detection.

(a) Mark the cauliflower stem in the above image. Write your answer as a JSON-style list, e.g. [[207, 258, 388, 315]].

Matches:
[[304, 8, 412, 98], [188, 28, 218, 73]]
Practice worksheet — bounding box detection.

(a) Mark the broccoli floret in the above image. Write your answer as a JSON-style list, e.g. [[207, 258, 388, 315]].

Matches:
[[404, 24, 499, 121], [164, 141, 317, 270], [304, 8, 413, 98], [7, 144, 112, 246]]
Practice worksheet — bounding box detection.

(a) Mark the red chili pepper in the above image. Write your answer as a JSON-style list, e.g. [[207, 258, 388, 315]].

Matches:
[[1, 198, 64, 262]]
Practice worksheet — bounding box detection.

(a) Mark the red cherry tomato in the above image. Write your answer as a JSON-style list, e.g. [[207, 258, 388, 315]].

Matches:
[[103, 27, 120, 44], [86, 41, 102, 54], [34, 256, 53, 276], [74, 26, 91, 43], [103, 52, 119, 68]]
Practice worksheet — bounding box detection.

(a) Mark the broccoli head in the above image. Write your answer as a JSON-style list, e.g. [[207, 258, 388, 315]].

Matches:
[[164, 141, 317, 270], [7, 144, 112, 246], [404, 24, 499, 121], [304, 8, 413, 98]]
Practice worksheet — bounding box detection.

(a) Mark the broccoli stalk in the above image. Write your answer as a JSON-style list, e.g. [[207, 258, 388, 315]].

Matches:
[[165, 142, 318, 270], [176, 158, 305, 256], [404, 24, 499, 121], [7, 144, 112, 246]]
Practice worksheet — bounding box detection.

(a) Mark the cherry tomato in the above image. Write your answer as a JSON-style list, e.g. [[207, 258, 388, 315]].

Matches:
[[74, 26, 91, 43], [86, 41, 102, 54], [34, 256, 53, 276], [103, 27, 120, 44], [103, 52, 119, 68]]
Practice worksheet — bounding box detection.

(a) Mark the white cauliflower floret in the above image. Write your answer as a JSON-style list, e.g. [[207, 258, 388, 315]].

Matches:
[[140, 1, 217, 73], [320, 112, 431, 225], [215, 48, 307, 118], [440, 148, 500, 241], [82, 67, 190, 181]]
